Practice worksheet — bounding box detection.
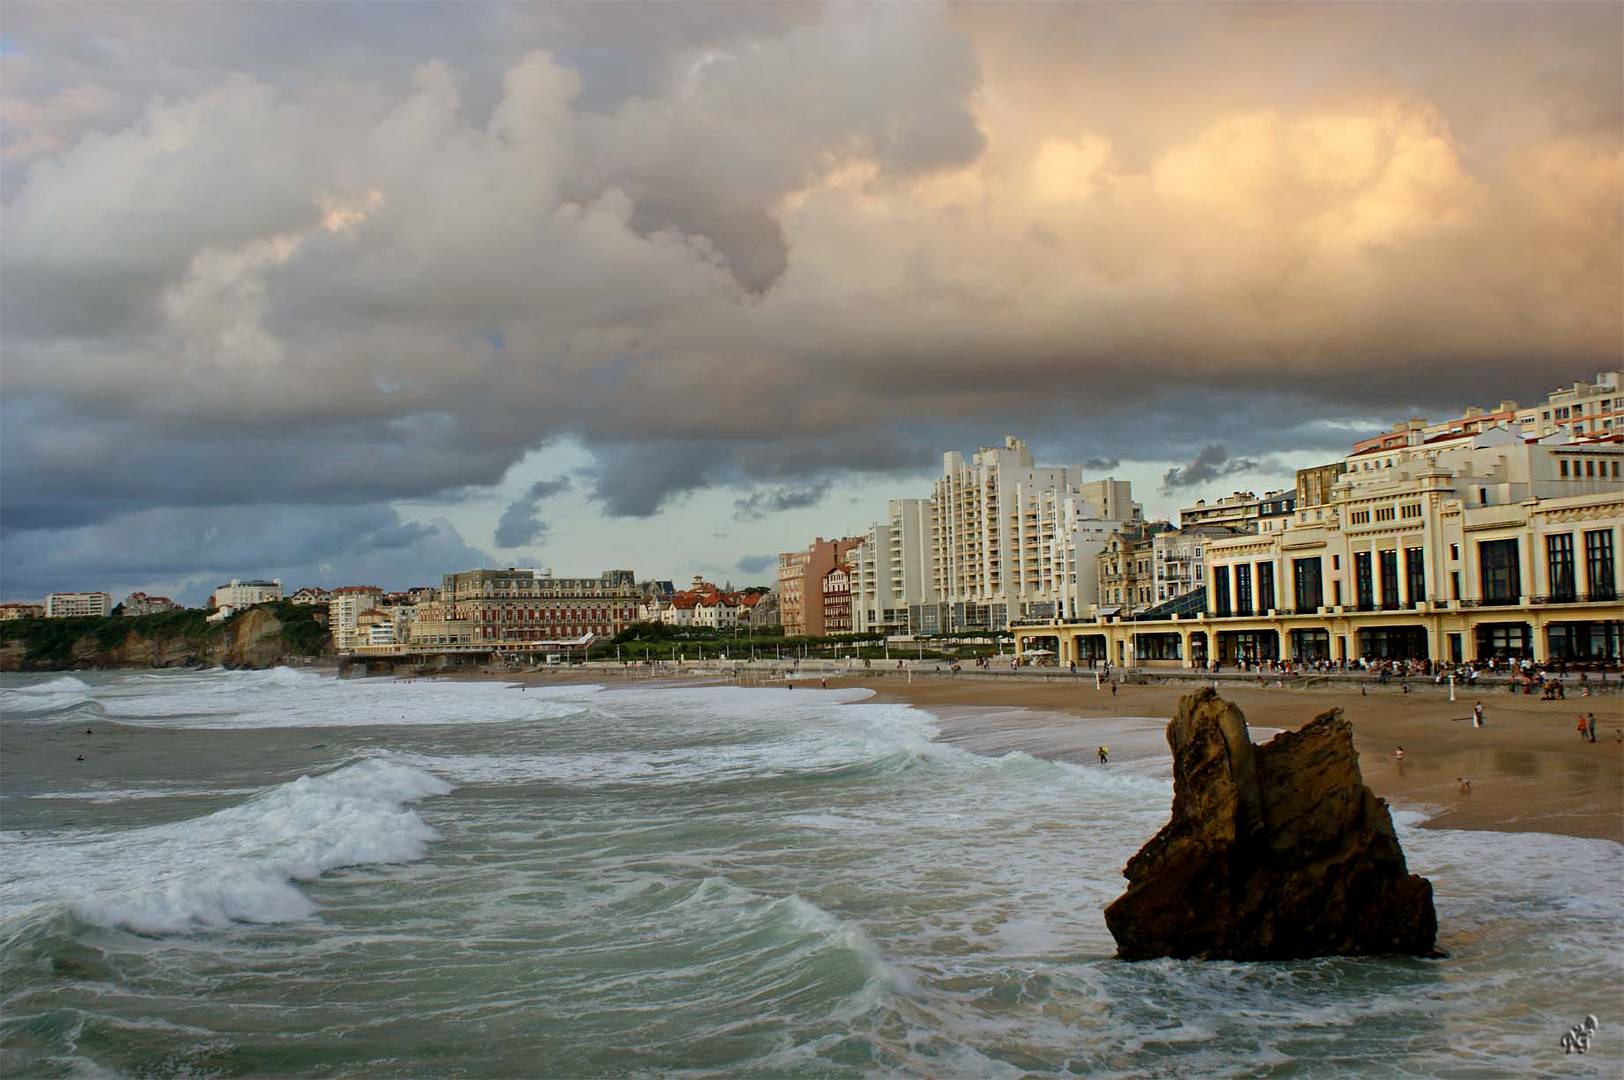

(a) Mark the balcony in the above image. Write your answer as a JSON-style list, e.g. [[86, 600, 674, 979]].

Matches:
[[1531, 592, 1619, 605]]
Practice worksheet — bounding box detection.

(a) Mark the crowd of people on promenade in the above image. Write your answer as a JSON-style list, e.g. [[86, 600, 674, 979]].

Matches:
[[1206, 655, 1616, 682], [1035, 653, 1618, 681]]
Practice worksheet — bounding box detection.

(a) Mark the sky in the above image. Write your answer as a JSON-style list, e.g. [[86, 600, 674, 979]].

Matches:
[[2, 2, 1620, 605]]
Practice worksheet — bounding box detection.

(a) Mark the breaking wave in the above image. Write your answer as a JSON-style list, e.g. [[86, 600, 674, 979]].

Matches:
[[1, 759, 452, 935]]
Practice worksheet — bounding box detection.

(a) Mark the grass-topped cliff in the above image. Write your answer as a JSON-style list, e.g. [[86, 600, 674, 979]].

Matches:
[[0, 601, 330, 671]]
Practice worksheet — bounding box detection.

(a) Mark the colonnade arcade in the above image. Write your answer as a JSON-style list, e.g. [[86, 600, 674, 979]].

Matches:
[[1013, 605, 1623, 667]]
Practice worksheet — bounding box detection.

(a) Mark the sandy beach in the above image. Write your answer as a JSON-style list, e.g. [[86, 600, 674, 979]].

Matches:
[[843, 675, 1624, 843], [496, 666, 1624, 843]]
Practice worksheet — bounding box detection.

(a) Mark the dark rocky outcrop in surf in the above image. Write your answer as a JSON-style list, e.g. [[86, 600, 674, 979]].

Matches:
[[1104, 689, 1438, 961]]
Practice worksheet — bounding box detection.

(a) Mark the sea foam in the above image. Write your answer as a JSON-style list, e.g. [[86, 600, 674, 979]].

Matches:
[[93, 665, 592, 729], [0, 675, 97, 716], [1, 759, 452, 934]]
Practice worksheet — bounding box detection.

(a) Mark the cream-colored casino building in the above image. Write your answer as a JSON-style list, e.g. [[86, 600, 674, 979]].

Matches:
[[1014, 426, 1622, 668]]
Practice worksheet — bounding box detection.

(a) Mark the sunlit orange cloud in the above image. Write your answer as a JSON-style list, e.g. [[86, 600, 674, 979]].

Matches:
[[760, 5, 1621, 395]]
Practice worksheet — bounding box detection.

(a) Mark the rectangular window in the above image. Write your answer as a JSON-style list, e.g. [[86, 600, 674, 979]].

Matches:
[[1235, 564, 1253, 617], [1257, 562, 1275, 614], [1476, 622, 1533, 661], [1585, 460, 1595, 477], [1293, 557, 1323, 612], [1379, 549, 1400, 609], [1449, 543, 1460, 561], [1547, 533, 1577, 601], [1478, 538, 1521, 604], [1560, 460, 1570, 478], [1289, 628, 1331, 661], [1355, 552, 1374, 610], [1405, 547, 1425, 605], [1450, 571, 1460, 601], [1556, 406, 1570, 419], [1213, 567, 1231, 617], [1375, 506, 1396, 522], [1585, 530, 1616, 600], [1349, 510, 1371, 524]]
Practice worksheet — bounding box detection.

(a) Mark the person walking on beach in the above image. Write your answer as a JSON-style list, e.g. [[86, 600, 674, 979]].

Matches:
[[1098, 745, 1109, 765], [1394, 746, 1405, 767], [1457, 777, 1471, 794], [1586, 712, 1597, 743], [1472, 701, 1485, 728], [1110, 679, 1117, 697]]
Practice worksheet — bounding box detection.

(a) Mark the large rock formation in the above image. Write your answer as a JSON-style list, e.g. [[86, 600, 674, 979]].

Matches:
[[1104, 689, 1438, 960], [0, 605, 326, 671]]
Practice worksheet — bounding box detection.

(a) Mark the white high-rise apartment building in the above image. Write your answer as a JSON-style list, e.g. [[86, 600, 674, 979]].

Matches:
[[851, 499, 933, 633], [329, 586, 384, 652], [45, 591, 113, 618], [851, 437, 1142, 633], [931, 438, 1143, 629]]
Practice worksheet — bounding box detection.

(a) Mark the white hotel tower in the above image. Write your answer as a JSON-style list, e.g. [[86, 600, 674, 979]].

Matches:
[[853, 436, 1141, 634]]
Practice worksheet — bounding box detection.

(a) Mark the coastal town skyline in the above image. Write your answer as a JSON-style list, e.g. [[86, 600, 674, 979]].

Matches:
[[2, 425, 1322, 608], [3, 3, 1620, 607], [5, 366, 1618, 617]]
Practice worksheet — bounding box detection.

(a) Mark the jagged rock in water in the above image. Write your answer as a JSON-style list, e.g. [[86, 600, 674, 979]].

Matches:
[[1104, 689, 1438, 961]]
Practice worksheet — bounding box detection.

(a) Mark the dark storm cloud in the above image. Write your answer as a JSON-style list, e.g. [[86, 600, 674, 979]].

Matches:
[[0, 505, 491, 605], [1160, 445, 1286, 494], [911, 395, 1371, 480], [0, 399, 518, 532], [583, 433, 935, 517], [732, 480, 831, 521], [735, 554, 776, 575], [493, 476, 572, 548], [0, 1, 1618, 577]]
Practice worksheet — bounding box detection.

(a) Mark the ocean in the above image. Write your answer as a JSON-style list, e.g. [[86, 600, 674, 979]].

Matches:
[[1, 668, 1619, 1077]]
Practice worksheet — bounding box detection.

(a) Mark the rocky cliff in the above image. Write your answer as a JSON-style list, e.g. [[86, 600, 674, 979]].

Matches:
[[0, 604, 327, 672], [1104, 689, 1438, 961]]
